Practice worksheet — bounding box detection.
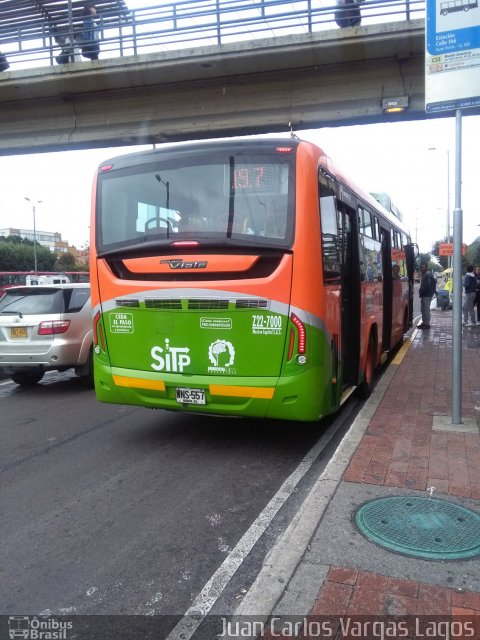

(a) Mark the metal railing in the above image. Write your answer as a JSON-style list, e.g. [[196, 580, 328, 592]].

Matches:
[[0, 0, 425, 71]]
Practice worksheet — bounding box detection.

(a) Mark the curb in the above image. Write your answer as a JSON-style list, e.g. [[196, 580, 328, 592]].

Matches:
[[234, 334, 414, 617]]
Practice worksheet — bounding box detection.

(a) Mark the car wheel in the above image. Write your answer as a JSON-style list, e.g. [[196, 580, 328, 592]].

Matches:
[[80, 349, 94, 388], [11, 371, 45, 386]]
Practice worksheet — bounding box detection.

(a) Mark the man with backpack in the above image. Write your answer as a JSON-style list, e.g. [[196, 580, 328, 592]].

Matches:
[[418, 263, 436, 329]]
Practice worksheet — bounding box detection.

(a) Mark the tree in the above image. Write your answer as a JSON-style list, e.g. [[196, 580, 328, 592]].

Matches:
[[465, 237, 480, 267], [0, 236, 55, 271], [55, 252, 78, 272], [431, 239, 448, 271], [417, 252, 431, 268], [2, 234, 25, 244]]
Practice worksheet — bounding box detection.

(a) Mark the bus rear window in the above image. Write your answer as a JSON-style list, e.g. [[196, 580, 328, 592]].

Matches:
[[97, 149, 295, 251]]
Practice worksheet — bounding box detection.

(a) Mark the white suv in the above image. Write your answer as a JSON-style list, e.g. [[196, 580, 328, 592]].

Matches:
[[0, 283, 92, 386]]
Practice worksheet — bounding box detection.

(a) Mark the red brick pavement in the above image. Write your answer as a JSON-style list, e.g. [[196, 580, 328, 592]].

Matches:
[[344, 316, 480, 499], [311, 567, 480, 616]]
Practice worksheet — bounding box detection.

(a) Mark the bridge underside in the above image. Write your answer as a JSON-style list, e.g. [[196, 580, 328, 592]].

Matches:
[[0, 19, 470, 155]]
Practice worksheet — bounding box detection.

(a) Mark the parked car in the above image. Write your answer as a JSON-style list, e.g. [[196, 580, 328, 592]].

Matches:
[[0, 283, 93, 386]]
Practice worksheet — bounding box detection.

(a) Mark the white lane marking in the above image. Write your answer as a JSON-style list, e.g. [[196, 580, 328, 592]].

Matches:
[[166, 403, 356, 640]]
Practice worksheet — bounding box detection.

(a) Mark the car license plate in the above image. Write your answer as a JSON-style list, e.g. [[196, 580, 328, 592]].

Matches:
[[176, 388, 206, 405], [10, 327, 28, 339]]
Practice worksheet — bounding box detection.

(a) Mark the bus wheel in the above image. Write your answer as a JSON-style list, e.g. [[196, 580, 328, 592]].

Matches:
[[359, 335, 375, 399], [11, 371, 45, 386]]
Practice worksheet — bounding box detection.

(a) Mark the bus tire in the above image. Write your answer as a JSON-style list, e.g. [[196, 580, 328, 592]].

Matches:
[[11, 371, 45, 386], [359, 335, 375, 399]]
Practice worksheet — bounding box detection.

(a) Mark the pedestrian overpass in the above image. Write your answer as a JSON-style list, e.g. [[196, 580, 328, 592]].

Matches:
[[0, 0, 438, 154]]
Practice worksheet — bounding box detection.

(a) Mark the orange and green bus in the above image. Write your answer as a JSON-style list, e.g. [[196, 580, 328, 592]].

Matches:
[[90, 137, 415, 421]]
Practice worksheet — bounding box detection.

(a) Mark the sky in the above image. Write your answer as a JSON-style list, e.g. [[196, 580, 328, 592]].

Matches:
[[0, 114, 479, 254]]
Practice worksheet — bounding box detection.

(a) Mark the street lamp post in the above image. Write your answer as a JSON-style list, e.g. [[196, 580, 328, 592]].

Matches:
[[428, 147, 451, 266], [24, 197, 42, 274]]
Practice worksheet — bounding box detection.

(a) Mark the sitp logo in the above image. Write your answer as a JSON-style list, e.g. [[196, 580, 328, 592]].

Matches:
[[151, 339, 191, 372]]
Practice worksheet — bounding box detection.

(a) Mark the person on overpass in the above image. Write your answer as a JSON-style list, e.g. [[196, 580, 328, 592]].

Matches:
[[80, 2, 100, 61], [335, 0, 362, 27], [52, 26, 80, 64], [0, 52, 9, 71]]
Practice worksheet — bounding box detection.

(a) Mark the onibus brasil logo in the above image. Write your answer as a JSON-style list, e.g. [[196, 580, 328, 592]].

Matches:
[[8, 616, 72, 639]]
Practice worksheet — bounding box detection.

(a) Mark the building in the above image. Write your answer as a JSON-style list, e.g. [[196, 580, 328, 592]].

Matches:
[[69, 245, 90, 267], [0, 228, 69, 253]]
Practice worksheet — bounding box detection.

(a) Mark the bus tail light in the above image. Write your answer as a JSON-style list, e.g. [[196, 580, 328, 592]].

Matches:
[[38, 320, 70, 335], [170, 241, 200, 247], [93, 311, 105, 350], [290, 313, 307, 363]]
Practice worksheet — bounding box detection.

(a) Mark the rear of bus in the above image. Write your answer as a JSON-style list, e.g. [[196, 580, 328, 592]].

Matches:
[[90, 139, 331, 421]]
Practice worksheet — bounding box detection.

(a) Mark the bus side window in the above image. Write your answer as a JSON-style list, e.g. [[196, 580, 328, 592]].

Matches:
[[319, 193, 341, 283], [358, 207, 373, 238]]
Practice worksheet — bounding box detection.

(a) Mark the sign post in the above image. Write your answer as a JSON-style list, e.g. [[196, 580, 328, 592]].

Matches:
[[451, 111, 463, 424]]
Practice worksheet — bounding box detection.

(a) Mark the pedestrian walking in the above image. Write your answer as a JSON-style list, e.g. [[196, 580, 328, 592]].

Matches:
[[52, 26, 80, 64], [0, 52, 9, 71], [475, 265, 480, 325], [335, 0, 362, 27], [462, 264, 476, 326], [418, 263, 436, 329], [80, 2, 100, 61]]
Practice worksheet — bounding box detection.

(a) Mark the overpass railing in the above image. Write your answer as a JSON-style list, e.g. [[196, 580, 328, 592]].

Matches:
[[0, 0, 425, 71]]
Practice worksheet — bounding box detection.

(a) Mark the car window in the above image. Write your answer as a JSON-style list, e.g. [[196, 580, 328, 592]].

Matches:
[[65, 288, 90, 313], [0, 288, 65, 315]]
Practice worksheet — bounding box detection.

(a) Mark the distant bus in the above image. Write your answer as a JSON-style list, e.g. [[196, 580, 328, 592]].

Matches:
[[440, 0, 478, 14], [0, 271, 89, 295], [90, 137, 415, 422]]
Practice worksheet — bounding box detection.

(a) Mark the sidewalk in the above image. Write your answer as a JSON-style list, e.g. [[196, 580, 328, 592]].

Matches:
[[236, 308, 480, 627]]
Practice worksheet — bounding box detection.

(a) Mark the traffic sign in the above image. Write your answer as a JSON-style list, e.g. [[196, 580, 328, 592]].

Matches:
[[438, 242, 466, 256], [425, 0, 480, 112]]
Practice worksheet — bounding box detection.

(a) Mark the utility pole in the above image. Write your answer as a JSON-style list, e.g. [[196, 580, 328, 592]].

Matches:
[[24, 197, 42, 274]]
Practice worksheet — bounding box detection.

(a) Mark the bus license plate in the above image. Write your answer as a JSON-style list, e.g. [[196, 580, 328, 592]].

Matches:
[[176, 388, 206, 405], [11, 327, 28, 339]]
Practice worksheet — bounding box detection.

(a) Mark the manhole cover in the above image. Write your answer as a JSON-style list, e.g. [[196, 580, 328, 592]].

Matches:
[[355, 496, 480, 560]]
